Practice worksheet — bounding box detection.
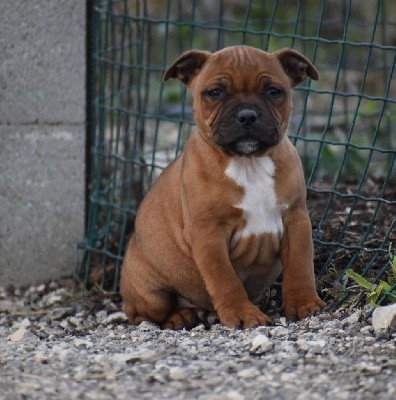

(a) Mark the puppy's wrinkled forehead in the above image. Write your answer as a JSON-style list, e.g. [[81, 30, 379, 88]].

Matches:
[[201, 46, 286, 89], [213, 46, 271, 68]]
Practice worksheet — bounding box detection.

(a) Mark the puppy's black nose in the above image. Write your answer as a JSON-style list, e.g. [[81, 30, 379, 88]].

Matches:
[[236, 109, 258, 127]]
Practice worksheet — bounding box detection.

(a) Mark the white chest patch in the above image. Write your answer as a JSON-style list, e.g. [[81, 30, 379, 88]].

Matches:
[[225, 155, 284, 243]]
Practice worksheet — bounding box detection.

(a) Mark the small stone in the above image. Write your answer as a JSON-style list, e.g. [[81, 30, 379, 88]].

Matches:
[[276, 341, 297, 355], [279, 317, 287, 327], [9, 327, 28, 342], [60, 320, 68, 329], [372, 304, 396, 332], [74, 372, 87, 381], [361, 325, 374, 335], [95, 310, 108, 323], [280, 372, 295, 382], [41, 289, 67, 306], [224, 391, 245, 400], [149, 373, 167, 384], [344, 310, 361, 325], [323, 320, 342, 330], [358, 362, 382, 374], [345, 322, 362, 336], [73, 338, 92, 348], [297, 340, 310, 351], [113, 350, 157, 364], [0, 300, 14, 312], [36, 343, 49, 352], [297, 339, 326, 353], [48, 282, 58, 290], [310, 340, 327, 353], [50, 307, 75, 320], [138, 320, 160, 331], [18, 381, 42, 391], [250, 334, 273, 354], [102, 311, 128, 325], [51, 343, 67, 353], [192, 324, 205, 332], [58, 349, 70, 359], [270, 326, 289, 337], [69, 317, 81, 327], [365, 365, 382, 374], [237, 367, 259, 379], [37, 284, 46, 293], [386, 359, 396, 369], [169, 366, 186, 380], [20, 317, 31, 328], [34, 352, 49, 363], [308, 316, 320, 328], [8, 327, 40, 343]]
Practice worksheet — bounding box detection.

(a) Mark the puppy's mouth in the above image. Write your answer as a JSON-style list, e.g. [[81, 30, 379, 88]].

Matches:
[[231, 138, 262, 155], [222, 137, 278, 156]]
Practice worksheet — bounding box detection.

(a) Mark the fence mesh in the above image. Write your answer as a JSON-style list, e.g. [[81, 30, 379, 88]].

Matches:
[[76, 0, 396, 307]]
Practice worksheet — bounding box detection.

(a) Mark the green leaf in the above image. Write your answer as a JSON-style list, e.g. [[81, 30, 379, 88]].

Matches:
[[367, 290, 380, 305], [377, 280, 391, 292], [367, 281, 394, 305], [346, 269, 373, 290]]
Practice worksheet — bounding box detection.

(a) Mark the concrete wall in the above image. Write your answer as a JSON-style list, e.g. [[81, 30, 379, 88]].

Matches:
[[0, 1, 85, 286]]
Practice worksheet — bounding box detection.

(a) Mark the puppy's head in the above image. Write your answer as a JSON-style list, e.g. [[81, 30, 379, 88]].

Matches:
[[164, 46, 318, 156]]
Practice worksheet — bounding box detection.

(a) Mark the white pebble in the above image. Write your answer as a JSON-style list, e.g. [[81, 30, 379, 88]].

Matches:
[[169, 366, 186, 380], [279, 317, 287, 327], [297, 339, 326, 353], [60, 320, 68, 329], [102, 311, 128, 325], [237, 367, 259, 379], [372, 304, 396, 332], [344, 310, 361, 325], [138, 320, 160, 331], [73, 339, 92, 348], [250, 334, 273, 354], [8, 327, 29, 342], [224, 391, 245, 400]]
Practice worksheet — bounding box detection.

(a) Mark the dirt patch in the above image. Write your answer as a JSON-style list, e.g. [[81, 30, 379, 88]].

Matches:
[[308, 178, 395, 304]]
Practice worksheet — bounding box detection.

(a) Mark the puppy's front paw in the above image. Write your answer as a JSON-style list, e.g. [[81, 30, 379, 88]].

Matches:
[[218, 302, 271, 329], [283, 292, 326, 320]]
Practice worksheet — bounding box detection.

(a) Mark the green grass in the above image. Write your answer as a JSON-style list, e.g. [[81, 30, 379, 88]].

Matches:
[[346, 245, 396, 306]]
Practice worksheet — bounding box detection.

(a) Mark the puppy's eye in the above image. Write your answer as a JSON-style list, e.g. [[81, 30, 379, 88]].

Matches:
[[266, 87, 284, 99], [206, 88, 223, 99]]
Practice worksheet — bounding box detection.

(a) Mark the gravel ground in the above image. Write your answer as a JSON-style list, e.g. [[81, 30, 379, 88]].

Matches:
[[1, 281, 395, 400]]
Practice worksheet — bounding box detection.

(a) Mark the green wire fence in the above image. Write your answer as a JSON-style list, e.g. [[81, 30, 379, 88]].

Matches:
[[76, 0, 396, 307]]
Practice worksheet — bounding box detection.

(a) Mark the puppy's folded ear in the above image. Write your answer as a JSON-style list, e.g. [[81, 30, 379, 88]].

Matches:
[[163, 50, 211, 86], [273, 48, 319, 87]]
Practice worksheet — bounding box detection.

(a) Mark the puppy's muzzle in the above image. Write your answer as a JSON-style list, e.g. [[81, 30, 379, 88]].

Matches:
[[218, 107, 280, 156]]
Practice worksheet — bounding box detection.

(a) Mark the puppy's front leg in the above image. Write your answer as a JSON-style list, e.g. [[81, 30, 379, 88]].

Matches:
[[280, 207, 325, 319], [190, 225, 271, 329]]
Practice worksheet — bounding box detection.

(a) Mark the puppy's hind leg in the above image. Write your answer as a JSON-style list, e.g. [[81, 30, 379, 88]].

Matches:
[[121, 282, 176, 326], [120, 250, 176, 326], [161, 298, 218, 330], [161, 307, 201, 330]]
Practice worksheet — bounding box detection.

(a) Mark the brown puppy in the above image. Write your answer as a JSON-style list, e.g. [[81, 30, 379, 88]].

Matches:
[[120, 45, 325, 329]]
